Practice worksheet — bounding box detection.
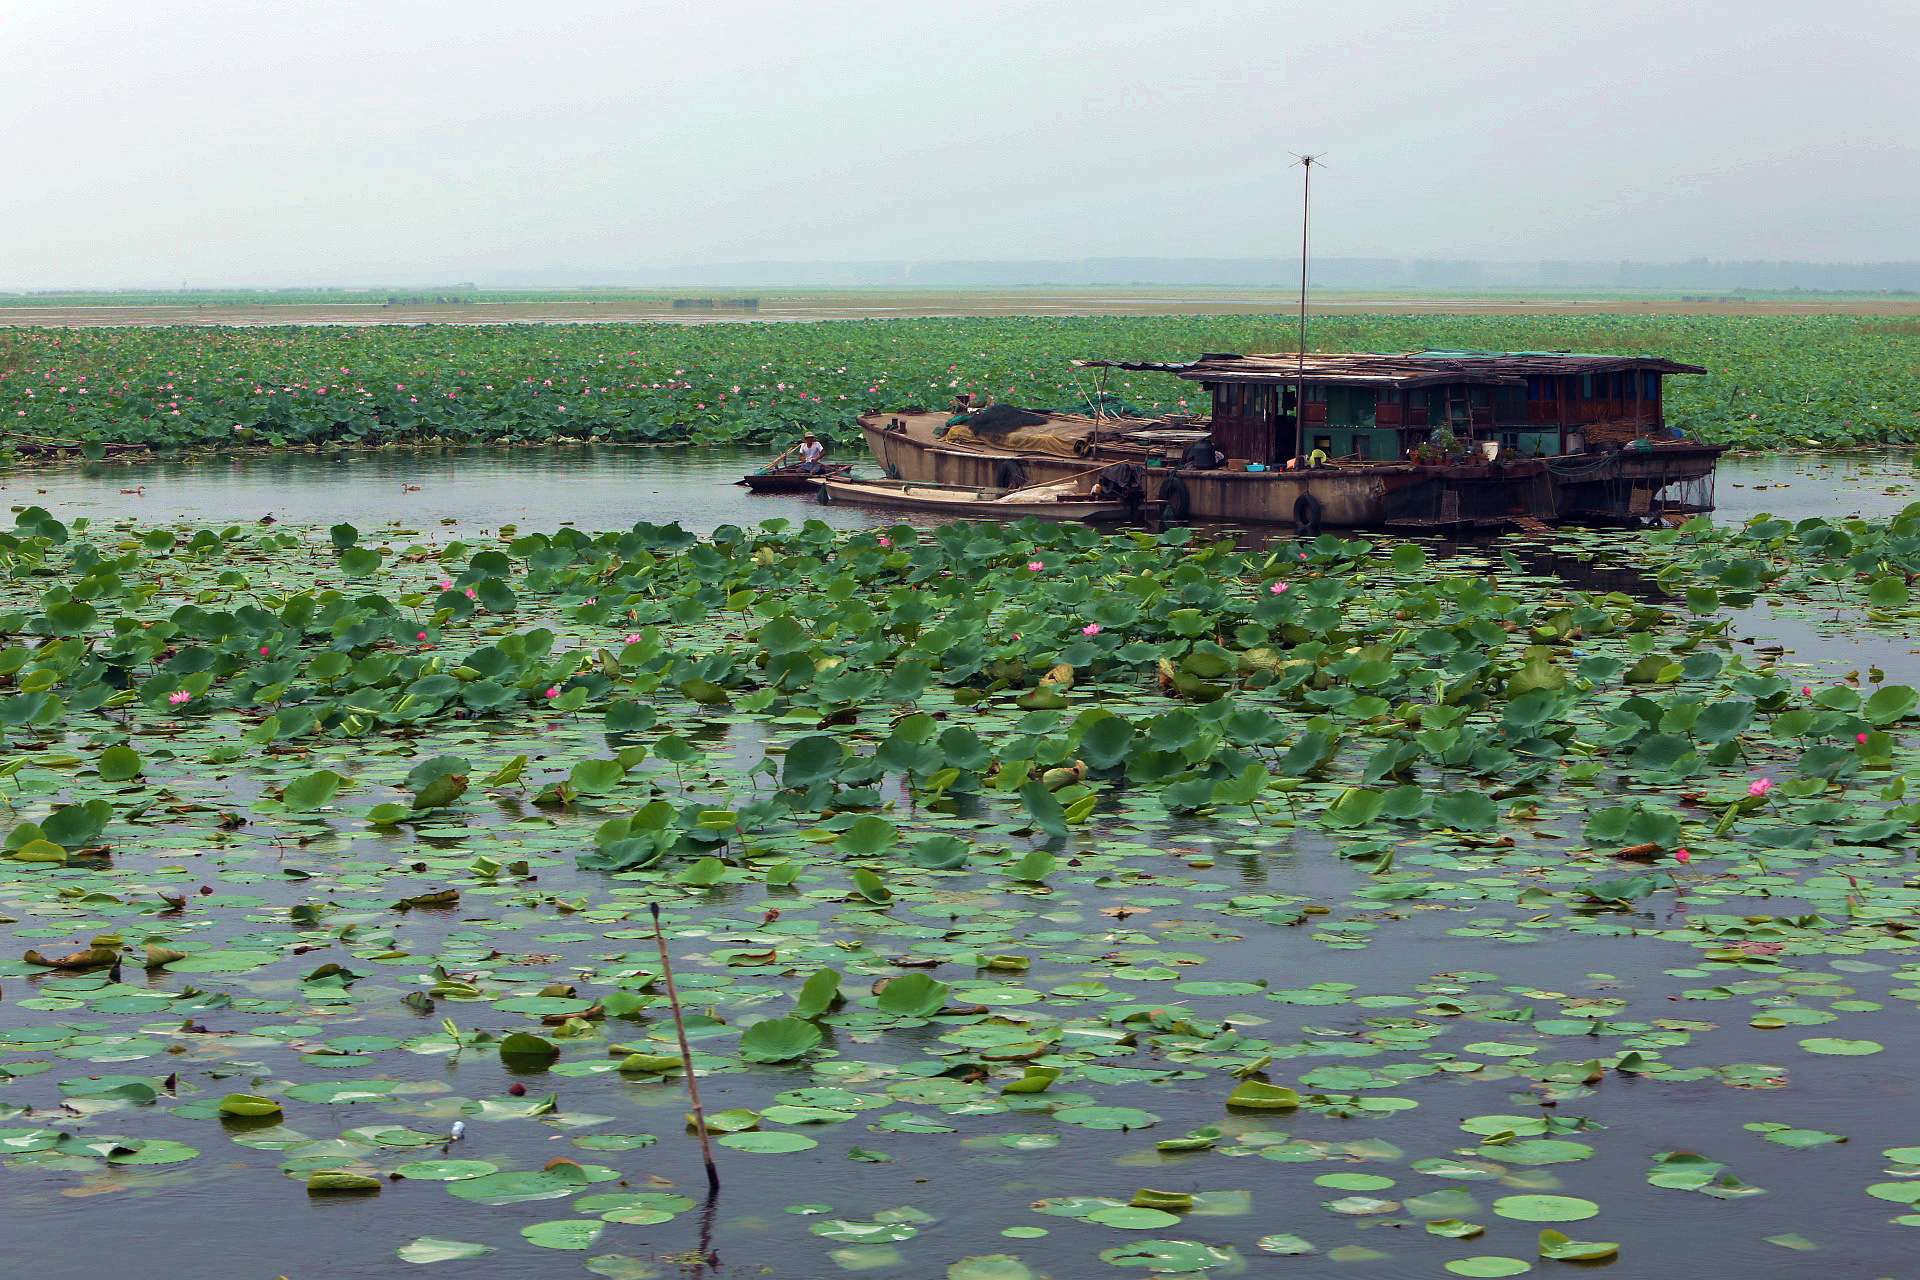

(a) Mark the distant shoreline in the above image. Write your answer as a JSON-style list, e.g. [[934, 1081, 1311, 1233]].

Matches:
[[5, 287, 1920, 329]]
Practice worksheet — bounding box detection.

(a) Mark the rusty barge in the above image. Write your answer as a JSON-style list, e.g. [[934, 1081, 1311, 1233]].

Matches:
[[859, 349, 1721, 530]]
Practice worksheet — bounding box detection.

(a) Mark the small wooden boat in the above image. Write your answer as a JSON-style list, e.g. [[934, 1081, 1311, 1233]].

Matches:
[[817, 477, 1133, 522], [739, 463, 852, 493]]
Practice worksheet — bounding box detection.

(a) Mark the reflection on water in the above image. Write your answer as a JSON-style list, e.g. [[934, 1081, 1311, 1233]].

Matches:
[[0, 445, 887, 537], [1712, 448, 1919, 523], [5, 445, 1914, 535]]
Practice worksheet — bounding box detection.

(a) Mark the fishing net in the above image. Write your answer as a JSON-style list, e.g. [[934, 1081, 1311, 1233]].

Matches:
[[941, 424, 1083, 457], [957, 404, 1052, 435]]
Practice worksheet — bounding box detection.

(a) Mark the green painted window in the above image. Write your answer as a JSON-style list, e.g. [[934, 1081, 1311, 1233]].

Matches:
[[1324, 386, 1378, 426]]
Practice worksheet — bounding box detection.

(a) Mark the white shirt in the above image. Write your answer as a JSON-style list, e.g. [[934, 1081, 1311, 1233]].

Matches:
[[798, 440, 824, 463]]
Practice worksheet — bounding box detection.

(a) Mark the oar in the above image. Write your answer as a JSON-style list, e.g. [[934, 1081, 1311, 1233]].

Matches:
[[995, 463, 1110, 501]]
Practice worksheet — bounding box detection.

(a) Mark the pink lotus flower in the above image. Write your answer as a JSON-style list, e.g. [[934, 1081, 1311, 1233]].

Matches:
[[624, 632, 644, 644], [417, 630, 429, 641], [167, 690, 192, 706], [1270, 581, 1289, 594], [438, 579, 452, 589], [1674, 847, 1691, 864], [1801, 685, 1812, 696], [1027, 561, 1044, 572], [1857, 732, 1869, 743], [1082, 623, 1102, 636], [876, 535, 891, 547], [544, 686, 560, 699], [1748, 777, 1775, 798], [259, 645, 269, 656], [464, 588, 477, 599]]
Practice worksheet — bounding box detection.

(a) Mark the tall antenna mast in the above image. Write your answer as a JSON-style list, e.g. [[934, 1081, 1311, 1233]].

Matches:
[[1291, 153, 1324, 465], [1297, 154, 1318, 359]]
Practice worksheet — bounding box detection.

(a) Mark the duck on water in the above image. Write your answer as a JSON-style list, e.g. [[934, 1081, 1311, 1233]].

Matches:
[[860, 349, 1724, 531]]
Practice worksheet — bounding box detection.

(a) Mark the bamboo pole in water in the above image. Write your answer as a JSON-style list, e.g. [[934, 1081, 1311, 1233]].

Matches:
[[651, 902, 721, 1192]]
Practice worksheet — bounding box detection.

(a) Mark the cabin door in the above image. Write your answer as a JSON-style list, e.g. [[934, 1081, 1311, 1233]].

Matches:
[[1209, 383, 1276, 465], [1275, 386, 1299, 463]]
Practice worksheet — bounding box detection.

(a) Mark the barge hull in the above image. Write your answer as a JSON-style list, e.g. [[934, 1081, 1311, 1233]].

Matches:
[[860, 412, 1566, 529]]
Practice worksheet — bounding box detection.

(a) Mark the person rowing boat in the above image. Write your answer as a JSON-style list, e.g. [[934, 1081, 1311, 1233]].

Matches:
[[794, 431, 826, 474], [748, 432, 825, 478], [737, 432, 851, 492]]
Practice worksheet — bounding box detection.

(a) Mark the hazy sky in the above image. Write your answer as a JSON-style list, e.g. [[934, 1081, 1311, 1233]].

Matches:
[[4, 0, 1916, 286]]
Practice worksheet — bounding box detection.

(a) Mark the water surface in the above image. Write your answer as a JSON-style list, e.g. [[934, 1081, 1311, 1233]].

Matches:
[[2, 445, 878, 537], [7, 446, 1914, 534]]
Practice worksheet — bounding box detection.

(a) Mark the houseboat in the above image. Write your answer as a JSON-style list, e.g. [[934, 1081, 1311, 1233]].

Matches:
[[859, 349, 1722, 529]]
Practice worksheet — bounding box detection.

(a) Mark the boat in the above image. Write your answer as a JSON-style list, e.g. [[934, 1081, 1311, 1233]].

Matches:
[[815, 477, 1134, 522], [860, 349, 1723, 530], [738, 462, 852, 493], [860, 407, 1181, 491]]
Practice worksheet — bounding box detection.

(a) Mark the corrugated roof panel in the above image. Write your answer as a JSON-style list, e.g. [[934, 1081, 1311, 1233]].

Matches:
[[1079, 349, 1706, 385]]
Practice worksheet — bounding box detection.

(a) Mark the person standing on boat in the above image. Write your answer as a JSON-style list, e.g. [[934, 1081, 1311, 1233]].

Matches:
[[795, 431, 826, 474], [1181, 437, 1226, 470]]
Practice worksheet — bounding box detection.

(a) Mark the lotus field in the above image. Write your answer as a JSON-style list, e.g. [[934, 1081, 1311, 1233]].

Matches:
[[0, 496, 1918, 1277], [5, 313, 1918, 456]]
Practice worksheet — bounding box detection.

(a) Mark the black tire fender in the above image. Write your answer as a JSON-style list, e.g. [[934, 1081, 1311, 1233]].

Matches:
[[993, 458, 1029, 489], [1160, 473, 1191, 521], [1293, 491, 1323, 535]]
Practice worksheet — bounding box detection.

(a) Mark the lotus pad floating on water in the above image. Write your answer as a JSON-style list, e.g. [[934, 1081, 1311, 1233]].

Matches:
[[0, 504, 1915, 1275]]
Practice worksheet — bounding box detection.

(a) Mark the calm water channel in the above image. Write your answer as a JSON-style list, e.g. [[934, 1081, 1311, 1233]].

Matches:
[[5, 445, 1916, 535]]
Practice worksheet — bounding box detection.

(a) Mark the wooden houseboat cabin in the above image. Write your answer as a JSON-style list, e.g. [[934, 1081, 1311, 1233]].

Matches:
[[1090, 350, 1707, 465]]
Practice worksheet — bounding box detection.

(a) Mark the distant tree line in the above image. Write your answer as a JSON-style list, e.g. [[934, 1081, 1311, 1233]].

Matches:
[[491, 258, 1920, 293]]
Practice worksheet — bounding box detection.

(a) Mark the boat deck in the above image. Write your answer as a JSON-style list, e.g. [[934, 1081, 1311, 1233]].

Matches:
[[866, 409, 1160, 460]]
